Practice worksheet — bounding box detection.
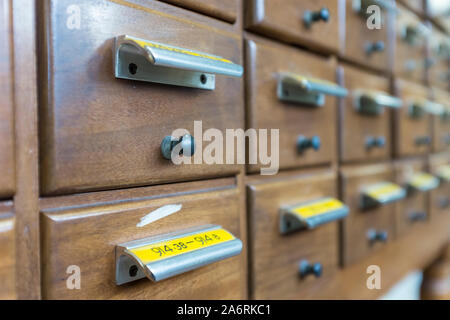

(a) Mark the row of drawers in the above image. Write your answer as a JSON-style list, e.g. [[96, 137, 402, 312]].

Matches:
[[1, 153, 448, 299]]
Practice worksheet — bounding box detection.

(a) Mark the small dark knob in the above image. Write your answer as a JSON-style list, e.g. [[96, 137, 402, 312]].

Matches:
[[161, 134, 195, 160], [365, 41, 385, 55], [297, 135, 321, 153], [415, 136, 431, 146], [367, 229, 388, 245], [303, 8, 330, 28], [365, 136, 385, 149], [409, 212, 427, 223], [299, 260, 323, 279]]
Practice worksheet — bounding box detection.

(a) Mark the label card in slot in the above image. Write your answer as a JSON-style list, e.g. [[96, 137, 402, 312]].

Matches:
[[436, 165, 450, 182], [361, 182, 406, 209], [408, 172, 440, 192]]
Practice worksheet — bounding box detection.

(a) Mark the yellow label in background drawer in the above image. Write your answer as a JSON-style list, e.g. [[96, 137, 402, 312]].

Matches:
[[436, 165, 450, 181], [128, 228, 235, 264], [292, 198, 346, 218], [365, 182, 405, 202], [409, 172, 440, 191]]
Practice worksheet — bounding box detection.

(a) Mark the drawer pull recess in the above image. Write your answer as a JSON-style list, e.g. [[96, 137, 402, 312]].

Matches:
[[279, 197, 349, 234], [409, 100, 444, 118], [408, 172, 440, 192], [436, 165, 450, 182], [354, 90, 402, 115], [115, 225, 242, 284], [114, 35, 243, 90], [277, 73, 348, 106], [361, 182, 406, 209]]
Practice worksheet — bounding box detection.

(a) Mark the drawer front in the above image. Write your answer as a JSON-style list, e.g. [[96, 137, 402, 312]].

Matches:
[[341, 164, 396, 266], [41, 179, 246, 299], [0, 203, 15, 300], [339, 65, 391, 162], [394, 4, 426, 82], [398, 0, 423, 15], [0, 0, 15, 198], [246, 37, 338, 172], [429, 153, 450, 217], [40, 0, 244, 195], [432, 88, 450, 153], [160, 0, 239, 23], [247, 169, 340, 299], [393, 80, 431, 157], [343, 0, 389, 71], [245, 0, 342, 53], [428, 31, 450, 90], [394, 159, 428, 236]]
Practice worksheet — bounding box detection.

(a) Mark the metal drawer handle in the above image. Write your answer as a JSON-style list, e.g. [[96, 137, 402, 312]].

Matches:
[[161, 134, 195, 160], [365, 136, 386, 149], [115, 225, 242, 284], [279, 197, 349, 234], [361, 182, 406, 209], [414, 135, 431, 146], [407, 172, 440, 193], [367, 229, 388, 245], [365, 41, 385, 55], [354, 90, 402, 115], [401, 24, 429, 46], [299, 260, 323, 279], [277, 73, 348, 106], [409, 100, 444, 118], [114, 35, 243, 90], [409, 211, 427, 223], [297, 135, 321, 153], [303, 8, 330, 28]]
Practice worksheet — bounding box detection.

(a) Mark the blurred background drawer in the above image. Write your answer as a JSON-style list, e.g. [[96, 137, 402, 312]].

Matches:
[[398, 0, 425, 16], [0, 202, 15, 300], [431, 87, 450, 152], [160, 0, 239, 23], [40, 178, 246, 299], [247, 168, 341, 299], [393, 79, 432, 157], [246, 36, 339, 173], [39, 0, 244, 195], [0, 0, 15, 199], [393, 158, 429, 237], [339, 64, 393, 162], [427, 29, 450, 90], [340, 163, 397, 266], [342, 0, 391, 71], [245, 0, 343, 54], [393, 3, 427, 82], [428, 152, 450, 218]]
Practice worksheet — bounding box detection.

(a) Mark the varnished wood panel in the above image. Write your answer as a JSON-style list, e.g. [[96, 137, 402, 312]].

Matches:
[[245, 0, 343, 54], [41, 178, 246, 299], [428, 152, 450, 218], [0, 202, 15, 300], [340, 163, 396, 266], [339, 64, 391, 163], [247, 168, 339, 299], [246, 35, 337, 173], [0, 0, 15, 199], [39, 0, 244, 195], [160, 0, 239, 23], [393, 79, 431, 157]]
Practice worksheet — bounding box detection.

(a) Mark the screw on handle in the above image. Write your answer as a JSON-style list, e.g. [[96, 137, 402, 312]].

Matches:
[[299, 260, 323, 279], [415, 136, 431, 146], [365, 136, 385, 149], [409, 212, 427, 223], [365, 41, 385, 55], [367, 229, 388, 245], [303, 8, 330, 28], [297, 135, 321, 153], [161, 134, 195, 160]]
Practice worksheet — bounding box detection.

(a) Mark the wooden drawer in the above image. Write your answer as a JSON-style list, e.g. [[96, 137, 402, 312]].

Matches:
[[339, 64, 393, 162], [427, 30, 450, 90], [393, 159, 429, 237], [245, 0, 343, 53], [393, 79, 432, 157], [0, 0, 15, 199], [431, 88, 450, 153], [398, 0, 424, 16], [41, 178, 246, 299], [393, 3, 427, 82], [246, 36, 339, 173], [247, 169, 342, 299], [340, 163, 398, 266], [0, 202, 15, 300], [342, 0, 390, 71], [429, 152, 450, 218], [160, 0, 239, 23], [39, 0, 244, 195]]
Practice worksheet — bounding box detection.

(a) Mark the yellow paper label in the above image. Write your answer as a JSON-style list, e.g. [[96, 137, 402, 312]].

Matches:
[[409, 172, 437, 188], [292, 198, 345, 219], [366, 182, 403, 199], [128, 228, 235, 264], [437, 165, 450, 181], [285, 73, 338, 88], [124, 35, 233, 64]]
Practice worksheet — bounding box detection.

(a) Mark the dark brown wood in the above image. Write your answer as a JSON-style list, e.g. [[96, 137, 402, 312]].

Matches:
[[0, 0, 15, 199], [0, 201, 15, 299], [247, 168, 339, 299], [160, 0, 239, 23], [340, 163, 396, 266], [428, 152, 450, 219], [41, 178, 247, 299], [245, 35, 337, 173], [245, 0, 343, 54], [39, 0, 244, 195], [339, 64, 392, 163]]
